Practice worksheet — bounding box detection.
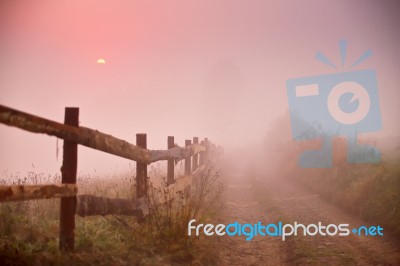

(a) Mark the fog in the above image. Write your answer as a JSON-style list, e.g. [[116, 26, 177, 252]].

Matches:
[[1, 0, 399, 176]]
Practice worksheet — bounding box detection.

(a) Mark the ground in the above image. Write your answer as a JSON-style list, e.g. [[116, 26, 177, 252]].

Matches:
[[210, 172, 400, 266]]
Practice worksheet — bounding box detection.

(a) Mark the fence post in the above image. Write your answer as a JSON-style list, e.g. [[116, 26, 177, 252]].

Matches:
[[167, 136, 174, 185], [192, 137, 199, 171], [185, 139, 192, 175], [199, 140, 205, 165], [204, 138, 209, 163], [136, 134, 147, 198], [59, 107, 79, 252]]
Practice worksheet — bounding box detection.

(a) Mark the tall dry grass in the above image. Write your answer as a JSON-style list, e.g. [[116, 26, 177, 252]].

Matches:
[[0, 163, 224, 265], [264, 112, 400, 238]]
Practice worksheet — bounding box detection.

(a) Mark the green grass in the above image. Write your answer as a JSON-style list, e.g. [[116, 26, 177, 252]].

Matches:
[[0, 165, 224, 265], [266, 135, 400, 239], [293, 158, 400, 238], [264, 113, 400, 239]]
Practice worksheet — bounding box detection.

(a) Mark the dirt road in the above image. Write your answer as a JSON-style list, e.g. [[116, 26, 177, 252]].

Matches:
[[214, 174, 400, 265]]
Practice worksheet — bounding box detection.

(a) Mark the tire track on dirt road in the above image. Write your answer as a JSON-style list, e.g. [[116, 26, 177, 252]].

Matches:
[[215, 177, 289, 266], [258, 177, 400, 265], [214, 174, 400, 265]]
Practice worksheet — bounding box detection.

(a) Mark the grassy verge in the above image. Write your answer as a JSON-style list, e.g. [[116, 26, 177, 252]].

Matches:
[[264, 113, 400, 239], [291, 157, 400, 238], [0, 165, 224, 265]]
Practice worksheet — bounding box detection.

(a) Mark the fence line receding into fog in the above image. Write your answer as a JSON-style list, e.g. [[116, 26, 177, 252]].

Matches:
[[0, 104, 216, 252]]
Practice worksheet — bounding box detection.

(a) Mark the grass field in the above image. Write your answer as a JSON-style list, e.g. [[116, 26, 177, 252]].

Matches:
[[0, 164, 224, 265], [292, 153, 400, 238], [265, 134, 400, 240], [263, 113, 400, 240]]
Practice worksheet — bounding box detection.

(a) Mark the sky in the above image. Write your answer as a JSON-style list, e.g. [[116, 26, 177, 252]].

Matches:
[[1, 0, 399, 176]]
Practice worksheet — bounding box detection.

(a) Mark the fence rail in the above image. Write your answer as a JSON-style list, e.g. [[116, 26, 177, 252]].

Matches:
[[0, 104, 216, 251], [0, 105, 205, 164], [0, 184, 77, 202]]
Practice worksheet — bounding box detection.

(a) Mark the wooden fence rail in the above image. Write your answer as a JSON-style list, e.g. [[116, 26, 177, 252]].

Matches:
[[0, 105, 205, 164], [0, 104, 216, 252], [0, 184, 77, 202]]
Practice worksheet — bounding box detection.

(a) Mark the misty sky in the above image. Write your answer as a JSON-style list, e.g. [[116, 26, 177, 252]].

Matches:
[[1, 0, 399, 176]]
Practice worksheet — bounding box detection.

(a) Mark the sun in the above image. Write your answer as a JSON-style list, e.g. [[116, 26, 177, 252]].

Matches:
[[97, 58, 106, 64]]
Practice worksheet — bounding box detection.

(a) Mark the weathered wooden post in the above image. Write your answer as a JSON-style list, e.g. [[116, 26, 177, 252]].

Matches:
[[136, 134, 148, 198], [199, 140, 205, 165], [167, 136, 175, 185], [204, 138, 209, 163], [185, 139, 192, 175], [59, 107, 79, 251], [192, 137, 199, 171]]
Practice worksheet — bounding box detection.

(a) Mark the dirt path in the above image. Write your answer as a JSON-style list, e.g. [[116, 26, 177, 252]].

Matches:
[[214, 173, 400, 265], [214, 176, 289, 266]]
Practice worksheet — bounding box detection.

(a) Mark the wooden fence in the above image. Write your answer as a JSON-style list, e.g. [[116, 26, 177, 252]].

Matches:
[[0, 104, 215, 251]]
